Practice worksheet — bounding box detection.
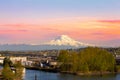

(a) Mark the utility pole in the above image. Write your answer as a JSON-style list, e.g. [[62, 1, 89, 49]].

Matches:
[[35, 73, 37, 80]]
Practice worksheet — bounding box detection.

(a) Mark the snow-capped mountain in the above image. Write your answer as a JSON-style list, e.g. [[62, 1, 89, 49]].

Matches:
[[0, 35, 94, 51], [43, 35, 93, 47]]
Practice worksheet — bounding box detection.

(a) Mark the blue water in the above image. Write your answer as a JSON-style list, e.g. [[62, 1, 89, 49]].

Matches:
[[1, 65, 120, 80], [24, 69, 120, 80]]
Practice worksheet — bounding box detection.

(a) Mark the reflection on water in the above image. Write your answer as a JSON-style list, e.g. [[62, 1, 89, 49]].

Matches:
[[24, 69, 120, 80], [24, 69, 59, 80], [1, 66, 120, 80]]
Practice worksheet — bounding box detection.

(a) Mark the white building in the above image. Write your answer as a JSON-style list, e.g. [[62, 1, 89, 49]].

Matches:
[[0, 56, 27, 66], [10, 57, 27, 66], [49, 61, 58, 66], [25, 61, 33, 66], [0, 57, 5, 64]]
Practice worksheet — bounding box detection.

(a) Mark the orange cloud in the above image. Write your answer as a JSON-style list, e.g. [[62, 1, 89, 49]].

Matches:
[[0, 19, 120, 45], [97, 20, 120, 24]]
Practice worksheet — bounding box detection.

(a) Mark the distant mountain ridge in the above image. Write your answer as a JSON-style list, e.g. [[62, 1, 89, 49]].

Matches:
[[0, 35, 94, 51]]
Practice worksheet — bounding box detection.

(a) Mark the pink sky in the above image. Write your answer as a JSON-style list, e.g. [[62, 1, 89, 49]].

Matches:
[[0, 18, 120, 47], [0, 0, 120, 47]]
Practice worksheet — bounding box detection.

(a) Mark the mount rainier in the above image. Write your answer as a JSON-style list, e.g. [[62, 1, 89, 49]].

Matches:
[[0, 35, 93, 51], [43, 35, 93, 47]]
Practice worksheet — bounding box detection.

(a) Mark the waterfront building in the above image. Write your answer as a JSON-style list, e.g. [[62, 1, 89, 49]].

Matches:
[[10, 57, 27, 66], [49, 61, 58, 67], [0, 57, 5, 64], [25, 61, 33, 66]]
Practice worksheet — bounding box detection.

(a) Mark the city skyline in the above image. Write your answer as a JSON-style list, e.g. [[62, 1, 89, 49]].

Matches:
[[0, 0, 120, 47]]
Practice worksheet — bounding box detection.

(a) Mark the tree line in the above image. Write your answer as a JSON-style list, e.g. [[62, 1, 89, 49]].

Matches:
[[58, 47, 116, 74]]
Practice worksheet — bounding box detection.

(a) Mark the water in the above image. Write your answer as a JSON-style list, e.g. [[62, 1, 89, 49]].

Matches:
[[1, 65, 120, 80], [24, 69, 120, 80]]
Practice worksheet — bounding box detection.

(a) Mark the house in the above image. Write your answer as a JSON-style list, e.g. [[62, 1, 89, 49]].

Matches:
[[10, 57, 27, 66], [49, 61, 58, 67], [25, 61, 33, 66]]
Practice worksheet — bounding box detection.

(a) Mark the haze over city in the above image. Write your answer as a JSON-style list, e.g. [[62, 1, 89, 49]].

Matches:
[[0, 0, 120, 47]]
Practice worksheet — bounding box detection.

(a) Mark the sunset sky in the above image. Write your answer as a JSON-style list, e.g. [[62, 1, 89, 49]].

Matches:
[[0, 0, 120, 47]]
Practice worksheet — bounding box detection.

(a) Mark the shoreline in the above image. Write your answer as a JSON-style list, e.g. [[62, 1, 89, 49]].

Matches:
[[1, 65, 120, 76], [59, 71, 120, 76], [25, 66, 59, 73], [25, 66, 120, 76]]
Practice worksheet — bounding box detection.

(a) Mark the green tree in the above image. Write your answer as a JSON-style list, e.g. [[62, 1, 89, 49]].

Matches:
[[2, 57, 14, 80], [2, 57, 24, 80], [3, 57, 13, 67], [14, 61, 24, 80], [58, 47, 116, 73], [58, 50, 71, 71]]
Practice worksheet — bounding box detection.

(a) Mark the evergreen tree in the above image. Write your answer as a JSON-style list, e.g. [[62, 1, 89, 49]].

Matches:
[[2, 57, 24, 80], [14, 61, 24, 80], [2, 57, 14, 80]]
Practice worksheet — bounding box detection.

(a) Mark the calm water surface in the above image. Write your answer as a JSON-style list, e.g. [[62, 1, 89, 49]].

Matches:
[[24, 69, 120, 80], [1, 66, 120, 80]]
